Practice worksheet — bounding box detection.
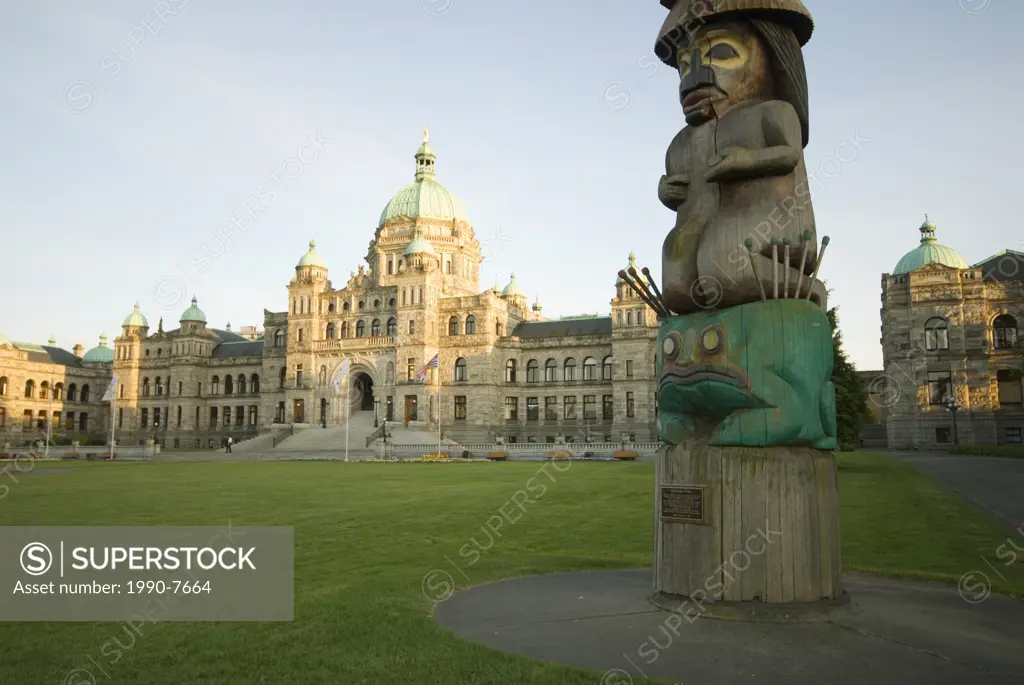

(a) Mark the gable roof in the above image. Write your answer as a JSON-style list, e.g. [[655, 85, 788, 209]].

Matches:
[[972, 250, 1024, 282], [211, 340, 264, 358], [511, 318, 612, 339]]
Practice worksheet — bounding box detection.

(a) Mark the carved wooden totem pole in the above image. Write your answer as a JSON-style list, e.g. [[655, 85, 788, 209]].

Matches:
[[621, 0, 845, 613]]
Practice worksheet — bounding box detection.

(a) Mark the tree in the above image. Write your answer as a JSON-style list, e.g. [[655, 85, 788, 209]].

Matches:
[[827, 306, 869, 449]]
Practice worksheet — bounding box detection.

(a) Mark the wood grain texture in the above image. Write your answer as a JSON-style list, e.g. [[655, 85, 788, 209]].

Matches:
[[655, 441, 842, 604]]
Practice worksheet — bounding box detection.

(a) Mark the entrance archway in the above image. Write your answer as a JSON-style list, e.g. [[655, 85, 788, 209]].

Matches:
[[351, 372, 374, 411]]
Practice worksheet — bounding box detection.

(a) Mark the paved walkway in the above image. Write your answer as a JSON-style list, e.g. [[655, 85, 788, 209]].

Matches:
[[434, 569, 1024, 685], [872, 450, 1024, 532]]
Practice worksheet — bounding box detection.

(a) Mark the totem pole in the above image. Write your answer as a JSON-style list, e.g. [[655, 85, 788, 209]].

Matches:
[[621, 0, 845, 612]]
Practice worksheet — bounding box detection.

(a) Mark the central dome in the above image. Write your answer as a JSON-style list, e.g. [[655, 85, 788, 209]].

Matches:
[[378, 131, 470, 227], [893, 215, 969, 274]]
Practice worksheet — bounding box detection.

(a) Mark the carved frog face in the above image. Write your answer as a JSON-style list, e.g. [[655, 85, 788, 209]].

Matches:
[[677, 20, 773, 126], [657, 315, 766, 415]]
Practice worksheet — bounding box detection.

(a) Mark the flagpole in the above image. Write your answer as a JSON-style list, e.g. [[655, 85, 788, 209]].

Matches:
[[45, 371, 53, 457], [436, 375, 441, 457], [110, 393, 116, 459], [344, 374, 349, 462]]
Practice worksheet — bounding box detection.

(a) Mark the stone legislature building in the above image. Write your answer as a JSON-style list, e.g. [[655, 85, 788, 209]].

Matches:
[[0, 133, 659, 449], [865, 216, 1024, 449]]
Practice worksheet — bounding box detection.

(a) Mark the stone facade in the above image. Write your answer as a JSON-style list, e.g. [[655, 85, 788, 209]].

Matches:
[[0, 135, 659, 448], [875, 219, 1024, 449]]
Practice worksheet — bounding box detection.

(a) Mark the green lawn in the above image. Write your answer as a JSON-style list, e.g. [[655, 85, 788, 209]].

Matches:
[[0, 452, 1020, 684]]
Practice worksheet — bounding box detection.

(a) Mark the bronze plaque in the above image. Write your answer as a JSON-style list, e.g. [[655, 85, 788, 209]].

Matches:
[[660, 485, 706, 524]]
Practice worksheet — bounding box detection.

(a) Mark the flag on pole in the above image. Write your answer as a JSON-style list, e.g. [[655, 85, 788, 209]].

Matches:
[[101, 375, 118, 402], [332, 360, 351, 392], [415, 354, 439, 383]]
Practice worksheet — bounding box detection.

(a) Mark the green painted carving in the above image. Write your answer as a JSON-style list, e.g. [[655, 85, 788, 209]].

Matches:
[[656, 299, 836, 449]]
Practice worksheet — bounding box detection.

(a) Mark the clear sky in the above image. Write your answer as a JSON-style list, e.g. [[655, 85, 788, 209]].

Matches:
[[0, 0, 1018, 370]]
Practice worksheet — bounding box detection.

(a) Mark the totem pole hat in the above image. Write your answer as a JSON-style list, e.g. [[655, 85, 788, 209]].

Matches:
[[654, 0, 814, 68]]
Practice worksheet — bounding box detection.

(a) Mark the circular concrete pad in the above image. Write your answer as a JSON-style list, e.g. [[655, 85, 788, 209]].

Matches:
[[434, 569, 1024, 685]]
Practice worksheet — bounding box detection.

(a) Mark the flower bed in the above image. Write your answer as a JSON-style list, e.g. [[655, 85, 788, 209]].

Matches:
[[547, 450, 572, 459], [486, 451, 509, 461], [421, 452, 451, 462], [612, 450, 639, 460]]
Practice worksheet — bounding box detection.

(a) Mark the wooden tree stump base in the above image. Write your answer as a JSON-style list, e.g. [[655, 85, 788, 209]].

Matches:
[[654, 441, 843, 608]]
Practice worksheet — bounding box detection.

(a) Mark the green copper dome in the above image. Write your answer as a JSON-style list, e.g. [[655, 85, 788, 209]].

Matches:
[[378, 131, 470, 227], [502, 272, 524, 297], [82, 334, 114, 363], [892, 215, 969, 275], [180, 296, 207, 323], [122, 302, 148, 328], [404, 231, 436, 255], [297, 240, 326, 268]]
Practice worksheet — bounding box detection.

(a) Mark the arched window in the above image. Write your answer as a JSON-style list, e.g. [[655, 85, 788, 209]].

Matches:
[[155, 377, 164, 396], [545, 359, 558, 382], [358, 300, 365, 310], [39, 381, 50, 400], [994, 314, 1019, 350], [465, 315, 476, 335], [602, 356, 613, 381], [583, 357, 597, 381], [343, 301, 351, 311], [638, 310, 645, 325], [211, 376, 220, 395], [224, 375, 233, 395], [341, 322, 349, 338], [67, 383, 77, 401], [297, 329, 304, 343], [251, 374, 260, 393], [448, 316, 460, 336], [328, 302, 335, 314], [249, 406, 258, 426], [80, 385, 90, 403], [564, 358, 577, 382], [409, 320, 416, 334], [0, 376, 6, 396], [389, 297, 396, 307], [617, 311, 623, 325], [374, 299, 381, 309], [356, 321, 366, 337], [627, 311, 633, 325], [279, 367, 287, 389], [505, 359, 517, 383], [274, 329, 284, 347], [54, 382, 63, 400], [326, 323, 336, 339], [454, 357, 468, 382], [319, 365, 327, 386], [526, 359, 539, 383], [925, 317, 949, 351], [496, 322, 504, 336], [371, 319, 381, 336], [142, 377, 151, 397], [238, 375, 246, 394], [387, 318, 397, 336]]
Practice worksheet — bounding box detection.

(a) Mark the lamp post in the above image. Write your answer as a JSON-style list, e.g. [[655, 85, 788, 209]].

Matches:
[[945, 395, 962, 446], [373, 398, 380, 428]]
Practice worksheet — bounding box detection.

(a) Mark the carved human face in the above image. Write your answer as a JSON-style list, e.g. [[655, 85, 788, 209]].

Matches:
[[676, 20, 773, 125]]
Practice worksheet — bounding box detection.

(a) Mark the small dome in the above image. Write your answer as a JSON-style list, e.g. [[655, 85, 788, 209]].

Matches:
[[297, 240, 326, 268], [82, 334, 114, 364], [122, 302, 148, 328], [532, 295, 542, 312], [502, 272, 523, 297], [404, 231, 436, 255], [180, 296, 207, 323], [892, 215, 969, 274]]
